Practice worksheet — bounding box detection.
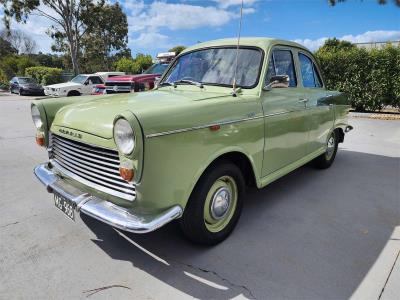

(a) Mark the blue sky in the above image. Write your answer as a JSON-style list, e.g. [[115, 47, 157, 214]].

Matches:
[[1, 0, 399, 55]]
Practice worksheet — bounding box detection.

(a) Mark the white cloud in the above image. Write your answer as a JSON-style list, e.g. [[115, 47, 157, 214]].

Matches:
[[341, 30, 400, 44], [128, 2, 234, 32], [213, 0, 259, 9], [126, 1, 252, 50], [130, 31, 172, 49], [293, 30, 400, 51]]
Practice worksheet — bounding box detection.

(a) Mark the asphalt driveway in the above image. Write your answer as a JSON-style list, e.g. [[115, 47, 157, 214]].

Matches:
[[0, 97, 399, 299]]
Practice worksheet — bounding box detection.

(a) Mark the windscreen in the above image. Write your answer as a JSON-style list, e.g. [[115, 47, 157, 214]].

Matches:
[[162, 47, 263, 88]]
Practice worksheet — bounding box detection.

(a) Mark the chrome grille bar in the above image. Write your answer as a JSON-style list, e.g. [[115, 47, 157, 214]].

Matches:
[[50, 134, 135, 201]]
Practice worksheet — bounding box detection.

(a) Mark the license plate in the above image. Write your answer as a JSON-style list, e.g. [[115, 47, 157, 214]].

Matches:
[[54, 193, 75, 221]]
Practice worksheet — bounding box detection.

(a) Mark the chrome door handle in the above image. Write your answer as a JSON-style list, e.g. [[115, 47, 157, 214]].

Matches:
[[298, 98, 309, 103]]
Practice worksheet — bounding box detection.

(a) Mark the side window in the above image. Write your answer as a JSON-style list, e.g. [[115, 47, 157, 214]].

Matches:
[[265, 49, 297, 87], [299, 53, 315, 88], [88, 76, 103, 85], [299, 53, 323, 88]]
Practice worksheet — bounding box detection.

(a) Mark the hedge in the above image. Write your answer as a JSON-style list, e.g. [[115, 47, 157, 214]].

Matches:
[[25, 66, 63, 86], [315, 45, 400, 111]]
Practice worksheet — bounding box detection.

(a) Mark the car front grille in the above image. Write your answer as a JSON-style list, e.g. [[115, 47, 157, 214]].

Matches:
[[105, 82, 132, 87], [50, 134, 136, 201]]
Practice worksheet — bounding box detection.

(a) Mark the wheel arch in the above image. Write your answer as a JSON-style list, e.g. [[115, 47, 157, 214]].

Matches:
[[186, 149, 259, 206], [67, 90, 81, 96]]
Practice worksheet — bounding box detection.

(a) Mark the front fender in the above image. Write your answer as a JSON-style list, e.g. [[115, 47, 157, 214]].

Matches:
[[133, 116, 264, 214]]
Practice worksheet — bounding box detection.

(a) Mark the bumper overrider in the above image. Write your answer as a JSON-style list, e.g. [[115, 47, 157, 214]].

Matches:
[[34, 163, 183, 233]]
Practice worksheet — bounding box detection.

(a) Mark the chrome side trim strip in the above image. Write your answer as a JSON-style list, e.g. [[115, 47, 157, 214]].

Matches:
[[50, 160, 136, 201], [264, 111, 290, 118], [145, 111, 291, 139], [34, 163, 181, 233], [146, 114, 265, 138]]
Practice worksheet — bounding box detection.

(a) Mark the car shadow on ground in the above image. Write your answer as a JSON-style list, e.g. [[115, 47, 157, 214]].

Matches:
[[81, 150, 399, 299]]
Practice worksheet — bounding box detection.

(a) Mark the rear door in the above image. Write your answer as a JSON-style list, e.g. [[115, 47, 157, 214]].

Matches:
[[261, 48, 310, 177], [297, 51, 334, 154]]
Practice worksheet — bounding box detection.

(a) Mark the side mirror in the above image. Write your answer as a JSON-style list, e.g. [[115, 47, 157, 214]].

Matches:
[[84, 81, 89, 85], [264, 75, 290, 90]]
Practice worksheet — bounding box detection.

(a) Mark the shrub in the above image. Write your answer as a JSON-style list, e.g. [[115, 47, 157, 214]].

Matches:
[[114, 57, 137, 74], [315, 42, 400, 111], [25, 66, 63, 85], [114, 53, 153, 74], [0, 68, 9, 89]]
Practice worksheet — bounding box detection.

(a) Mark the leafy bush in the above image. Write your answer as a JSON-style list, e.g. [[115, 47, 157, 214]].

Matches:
[[0, 55, 37, 80], [0, 68, 9, 89], [25, 66, 63, 85], [114, 53, 153, 74], [315, 42, 400, 111]]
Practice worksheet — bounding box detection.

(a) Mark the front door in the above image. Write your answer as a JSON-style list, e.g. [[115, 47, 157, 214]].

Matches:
[[297, 52, 334, 154], [261, 48, 310, 177]]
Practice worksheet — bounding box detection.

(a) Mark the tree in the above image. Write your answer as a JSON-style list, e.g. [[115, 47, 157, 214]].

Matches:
[[0, 29, 37, 54], [0, 0, 98, 74], [114, 57, 136, 74], [169, 46, 186, 55], [114, 54, 153, 74], [134, 53, 153, 73], [80, 2, 128, 71], [316, 38, 356, 53], [328, 0, 400, 6], [0, 36, 17, 57]]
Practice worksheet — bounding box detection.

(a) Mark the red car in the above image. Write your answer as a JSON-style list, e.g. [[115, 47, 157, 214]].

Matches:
[[92, 53, 175, 95]]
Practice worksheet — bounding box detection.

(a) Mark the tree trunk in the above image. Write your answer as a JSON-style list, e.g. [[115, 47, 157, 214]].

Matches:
[[67, 35, 80, 75]]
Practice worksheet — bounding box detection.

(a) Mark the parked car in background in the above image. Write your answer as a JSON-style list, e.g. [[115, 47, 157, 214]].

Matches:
[[45, 72, 124, 97], [9, 77, 44, 96], [32, 38, 352, 245], [92, 52, 175, 95]]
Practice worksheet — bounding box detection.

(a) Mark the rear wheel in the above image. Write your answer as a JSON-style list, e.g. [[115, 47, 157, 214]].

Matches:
[[313, 130, 339, 169], [180, 162, 244, 245]]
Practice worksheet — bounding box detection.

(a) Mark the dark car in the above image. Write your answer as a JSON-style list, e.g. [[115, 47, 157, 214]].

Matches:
[[9, 77, 45, 96]]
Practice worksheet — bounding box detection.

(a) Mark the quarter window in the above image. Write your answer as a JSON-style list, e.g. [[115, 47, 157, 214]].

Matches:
[[265, 49, 297, 87], [299, 53, 323, 88]]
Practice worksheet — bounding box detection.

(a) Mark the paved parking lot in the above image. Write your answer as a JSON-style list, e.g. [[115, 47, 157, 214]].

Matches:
[[0, 96, 399, 299]]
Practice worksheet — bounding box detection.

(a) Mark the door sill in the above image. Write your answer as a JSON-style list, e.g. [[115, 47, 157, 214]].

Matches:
[[259, 147, 325, 188]]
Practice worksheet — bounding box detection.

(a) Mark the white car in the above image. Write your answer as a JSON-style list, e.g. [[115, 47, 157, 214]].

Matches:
[[44, 72, 125, 97]]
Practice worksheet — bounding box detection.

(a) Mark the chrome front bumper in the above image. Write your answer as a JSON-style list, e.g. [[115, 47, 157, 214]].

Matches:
[[34, 163, 182, 233]]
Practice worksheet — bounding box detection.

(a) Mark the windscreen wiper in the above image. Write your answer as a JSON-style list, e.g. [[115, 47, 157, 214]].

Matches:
[[173, 79, 203, 88]]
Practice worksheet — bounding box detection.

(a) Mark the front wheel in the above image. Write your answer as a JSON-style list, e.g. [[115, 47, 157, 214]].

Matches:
[[313, 130, 339, 169], [180, 162, 245, 245]]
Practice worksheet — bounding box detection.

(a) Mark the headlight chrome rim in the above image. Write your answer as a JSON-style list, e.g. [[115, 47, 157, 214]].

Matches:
[[31, 105, 43, 129], [113, 118, 135, 155]]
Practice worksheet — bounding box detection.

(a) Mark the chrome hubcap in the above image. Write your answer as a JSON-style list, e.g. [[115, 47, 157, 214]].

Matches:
[[210, 187, 231, 220], [326, 133, 335, 160]]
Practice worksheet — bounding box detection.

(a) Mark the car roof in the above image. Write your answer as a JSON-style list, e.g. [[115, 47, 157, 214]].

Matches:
[[182, 37, 310, 54]]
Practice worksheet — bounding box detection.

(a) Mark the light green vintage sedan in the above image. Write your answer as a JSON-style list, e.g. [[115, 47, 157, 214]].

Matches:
[[33, 38, 352, 244]]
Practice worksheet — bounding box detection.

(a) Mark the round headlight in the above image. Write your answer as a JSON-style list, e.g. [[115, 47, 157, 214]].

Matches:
[[113, 119, 135, 155], [31, 105, 43, 129]]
